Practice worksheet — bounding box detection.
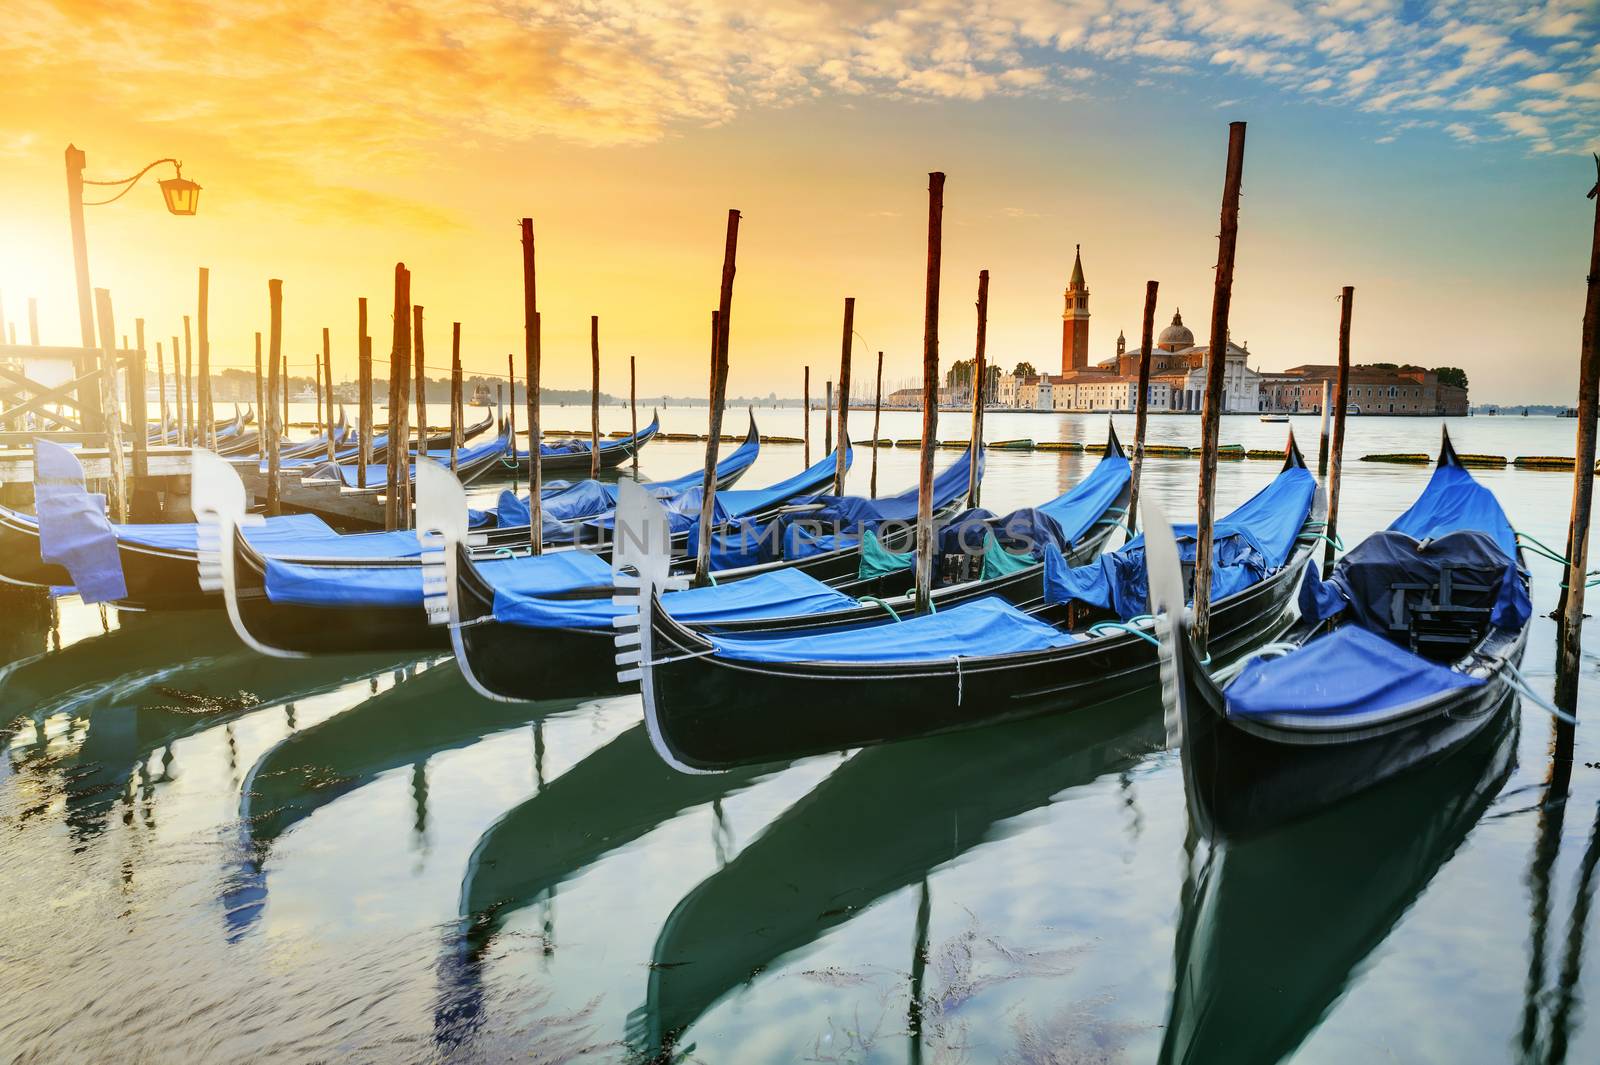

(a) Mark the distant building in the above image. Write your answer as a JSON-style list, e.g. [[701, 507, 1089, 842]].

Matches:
[[1260, 365, 1468, 415]]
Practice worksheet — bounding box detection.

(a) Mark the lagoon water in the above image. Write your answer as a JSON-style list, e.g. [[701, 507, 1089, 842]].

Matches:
[[3, 407, 1599, 1063]]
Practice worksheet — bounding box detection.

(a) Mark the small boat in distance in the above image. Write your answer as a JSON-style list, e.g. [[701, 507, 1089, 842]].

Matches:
[[1259, 412, 1288, 423], [471, 383, 493, 407]]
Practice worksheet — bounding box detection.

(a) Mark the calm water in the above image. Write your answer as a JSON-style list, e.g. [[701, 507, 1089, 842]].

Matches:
[[3, 409, 1599, 1064]]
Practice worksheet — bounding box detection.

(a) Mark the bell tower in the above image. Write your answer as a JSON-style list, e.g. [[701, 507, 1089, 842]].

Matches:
[[1062, 244, 1090, 375]]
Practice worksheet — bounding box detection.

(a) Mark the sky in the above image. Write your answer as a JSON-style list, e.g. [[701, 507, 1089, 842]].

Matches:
[[2, 0, 1597, 404]]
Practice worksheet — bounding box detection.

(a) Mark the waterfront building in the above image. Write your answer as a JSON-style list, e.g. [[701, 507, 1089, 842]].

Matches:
[[1260, 365, 1469, 415]]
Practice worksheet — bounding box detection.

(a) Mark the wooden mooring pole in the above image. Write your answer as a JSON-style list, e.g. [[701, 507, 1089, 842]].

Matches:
[[521, 218, 542, 552], [1193, 122, 1246, 654], [825, 381, 834, 455], [507, 351, 520, 494], [1127, 279, 1158, 531], [915, 172, 945, 615], [156, 340, 170, 438], [27, 297, 38, 346], [695, 209, 740, 588], [1316, 380, 1332, 475], [384, 264, 411, 531], [253, 334, 264, 457], [590, 315, 601, 480], [1554, 160, 1600, 717], [322, 327, 336, 462], [266, 280, 284, 517], [836, 298, 854, 494], [871, 351, 884, 498], [630, 354, 638, 471], [803, 366, 811, 467], [91, 289, 126, 522], [450, 322, 462, 474], [314, 354, 323, 431], [1325, 288, 1354, 574], [413, 305, 427, 511], [358, 299, 372, 488], [966, 271, 988, 509], [281, 352, 289, 433], [197, 268, 213, 449], [183, 315, 194, 444], [130, 319, 148, 480]]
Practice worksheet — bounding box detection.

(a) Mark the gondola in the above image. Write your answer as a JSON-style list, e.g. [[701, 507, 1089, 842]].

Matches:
[[1158, 707, 1516, 1065], [510, 411, 659, 474], [270, 406, 349, 461], [209, 420, 783, 655], [361, 408, 495, 464], [630, 434, 1321, 773], [631, 693, 1170, 1059], [445, 434, 1122, 704], [1156, 430, 1531, 838], [300, 423, 511, 488]]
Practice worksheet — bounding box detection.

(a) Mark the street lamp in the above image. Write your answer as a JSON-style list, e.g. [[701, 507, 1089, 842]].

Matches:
[[65, 145, 202, 349]]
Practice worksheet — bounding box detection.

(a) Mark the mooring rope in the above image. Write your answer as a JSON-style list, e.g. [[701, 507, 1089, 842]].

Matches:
[[856, 595, 902, 621]]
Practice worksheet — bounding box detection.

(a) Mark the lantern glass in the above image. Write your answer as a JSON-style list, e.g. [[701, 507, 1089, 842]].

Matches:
[[159, 177, 201, 216]]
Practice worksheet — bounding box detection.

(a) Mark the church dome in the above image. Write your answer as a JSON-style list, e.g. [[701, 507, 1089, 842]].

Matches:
[[1158, 309, 1195, 350]]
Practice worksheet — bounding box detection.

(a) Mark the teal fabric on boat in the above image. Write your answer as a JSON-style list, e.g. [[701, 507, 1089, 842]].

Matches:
[[489, 566, 857, 630], [709, 596, 1078, 664], [857, 529, 914, 579], [981, 532, 1036, 579]]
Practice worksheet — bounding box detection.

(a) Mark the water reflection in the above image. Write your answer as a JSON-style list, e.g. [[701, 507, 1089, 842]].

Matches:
[[223, 662, 574, 936], [631, 693, 1169, 1061], [1160, 708, 1520, 1065], [1, 610, 403, 841]]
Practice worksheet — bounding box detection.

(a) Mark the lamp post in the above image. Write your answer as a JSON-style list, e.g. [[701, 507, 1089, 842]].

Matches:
[[65, 145, 200, 427]]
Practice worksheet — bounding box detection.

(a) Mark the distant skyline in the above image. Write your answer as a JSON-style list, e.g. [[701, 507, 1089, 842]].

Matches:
[[3, 1, 1597, 403]]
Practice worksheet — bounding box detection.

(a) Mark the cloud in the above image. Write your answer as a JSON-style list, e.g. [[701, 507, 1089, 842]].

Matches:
[[1494, 110, 1550, 139]]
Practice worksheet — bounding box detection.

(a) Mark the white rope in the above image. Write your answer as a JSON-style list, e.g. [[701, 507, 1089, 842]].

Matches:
[[1208, 641, 1301, 685], [1503, 662, 1580, 726]]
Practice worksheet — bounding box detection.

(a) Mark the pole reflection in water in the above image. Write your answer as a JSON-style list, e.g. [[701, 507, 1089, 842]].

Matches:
[[222, 661, 565, 938], [1160, 709, 1519, 1065], [630, 692, 1168, 1061]]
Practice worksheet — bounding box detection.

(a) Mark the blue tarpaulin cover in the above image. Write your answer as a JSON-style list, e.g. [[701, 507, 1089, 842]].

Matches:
[[1389, 455, 1518, 559], [491, 565, 857, 630], [1044, 463, 1316, 619], [264, 547, 612, 608], [33, 440, 127, 604], [709, 595, 1078, 664], [315, 432, 509, 487], [778, 448, 979, 560], [511, 415, 658, 460], [1225, 622, 1484, 720]]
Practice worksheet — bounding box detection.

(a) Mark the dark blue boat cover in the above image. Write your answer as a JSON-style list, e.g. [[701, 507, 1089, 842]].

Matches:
[[777, 447, 982, 561], [1225, 622, 1484, 720], [264, 548, 612, 608], [34, 440, 127, 604], [1044, 463, 1315, 619], [933, 448, 1131, 559], [315, 433, 509, 487], [1296, 529, 1531, 636], [510, 415, 659, 460], [491, 566, 856, 630], [708, 595, 1078, 664], [1390, 456, 1518, 559]]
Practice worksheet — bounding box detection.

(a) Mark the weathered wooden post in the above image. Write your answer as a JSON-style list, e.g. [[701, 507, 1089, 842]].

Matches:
[[197, 268, 213, 448], [27, 297, 39, 346], [1554, 160, 1600, 716], [630, 354, 639, 471], [413, 305, 428, 485], [836, 298, 854, 494], [253, 334, 264, 457], [1317, 379, 1332, 475], [281, 353, 289, 432], [91, 289, 127, 522], [825, 381, 834, 455], [521, 218, 543, 552], [130, 319, 149, 481], [803, 365, 811, 467], [1193, 122, 1246, 654], [506, 351, 520, 495], [384, 264, 411, 531], [695, 209, 741, 587], [314, 355, 323, 429], [871, 350, 884, 498], [1324, 287, 1354, 573], [183, 315, 194, 444], [358, 298, 372, 488], [266, 280, 283, 516], [450, 322, 463, 473], [915, 173, 945, 615], [1127, 280, 1159, 530], [156, 340, 170, 439], [590, 315, 601, 479], [322, 327, 336, 462], [170, 334, 182, 441], [966, 271, 989, 509]]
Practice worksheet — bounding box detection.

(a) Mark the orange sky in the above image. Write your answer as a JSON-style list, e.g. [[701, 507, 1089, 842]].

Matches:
[[3, 1, 1597, 403]]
